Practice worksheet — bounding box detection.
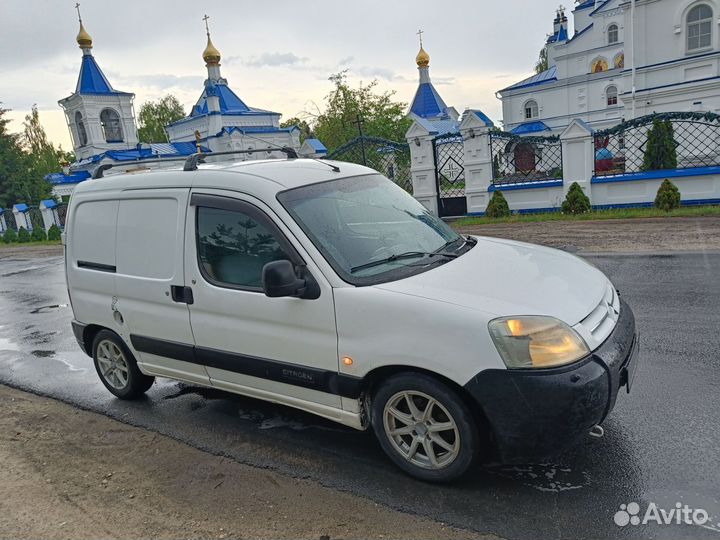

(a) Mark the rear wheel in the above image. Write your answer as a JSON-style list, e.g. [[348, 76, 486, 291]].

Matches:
[[92, 330, 154, 399], [371, 372, 479, 482]]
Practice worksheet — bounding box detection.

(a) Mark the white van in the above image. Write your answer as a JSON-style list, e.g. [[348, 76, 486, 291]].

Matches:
[[66, 157, 639, 482]]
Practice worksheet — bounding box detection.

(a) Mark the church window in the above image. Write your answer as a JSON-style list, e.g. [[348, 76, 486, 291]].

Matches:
[[75, 111, 88, 146], [608, 24, 619, 44], [687, 4, 713, 52], [606, 86, 619, 107], [100, 108, 124, 143], [524, 100, 539, 120]]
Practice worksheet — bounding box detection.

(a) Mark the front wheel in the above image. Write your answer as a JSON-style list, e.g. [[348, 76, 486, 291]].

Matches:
[[92, 330, 154, 399], [371, 372, 479, 482]]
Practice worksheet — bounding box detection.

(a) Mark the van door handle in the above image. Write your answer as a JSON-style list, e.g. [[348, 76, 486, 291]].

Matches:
[[170, 286, 194, 305]]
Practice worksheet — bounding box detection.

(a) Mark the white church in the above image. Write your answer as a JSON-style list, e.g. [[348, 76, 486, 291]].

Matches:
[[498, 0, 720, 135], [47, 12, 309, 198]]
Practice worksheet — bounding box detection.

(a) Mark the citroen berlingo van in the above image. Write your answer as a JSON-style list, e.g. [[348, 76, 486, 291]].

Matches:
[[66, 157, 639, 482]]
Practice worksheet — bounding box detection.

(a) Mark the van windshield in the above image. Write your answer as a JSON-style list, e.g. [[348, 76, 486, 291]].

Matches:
[[277, 174, 470, 286]]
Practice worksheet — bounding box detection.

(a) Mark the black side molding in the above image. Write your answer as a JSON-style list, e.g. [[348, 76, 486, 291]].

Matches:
[[129, 334, 362, 398], [77, 261, 117, 273]]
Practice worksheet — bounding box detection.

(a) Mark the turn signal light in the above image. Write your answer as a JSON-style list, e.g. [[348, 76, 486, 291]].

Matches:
[[342, 357, 353, 366]]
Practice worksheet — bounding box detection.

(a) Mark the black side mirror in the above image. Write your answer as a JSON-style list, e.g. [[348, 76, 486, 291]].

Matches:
[[262, 260, 319, 299]]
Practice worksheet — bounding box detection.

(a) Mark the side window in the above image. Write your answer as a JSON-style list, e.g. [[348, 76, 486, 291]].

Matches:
[[196, 205, 290, 289]]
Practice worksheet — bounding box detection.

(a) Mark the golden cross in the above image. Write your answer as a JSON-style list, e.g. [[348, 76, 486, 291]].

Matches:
[[203, 14, 211, 36], [416, 29, 424, 47], [75, 2, 82, 22]]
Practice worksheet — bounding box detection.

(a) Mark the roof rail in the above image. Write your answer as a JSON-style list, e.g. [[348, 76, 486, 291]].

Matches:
[[183, 147, 299, 171], [92, 157, 190, 179]]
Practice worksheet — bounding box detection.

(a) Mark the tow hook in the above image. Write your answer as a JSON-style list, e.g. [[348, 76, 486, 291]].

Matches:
[[589, 424, 605, 438]]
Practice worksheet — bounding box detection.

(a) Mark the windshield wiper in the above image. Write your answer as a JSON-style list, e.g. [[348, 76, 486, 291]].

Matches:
[[350, 251, 457, 273]]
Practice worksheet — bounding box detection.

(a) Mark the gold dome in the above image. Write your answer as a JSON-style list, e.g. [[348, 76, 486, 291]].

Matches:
[[203, 35, 221, 65], [416, 46, 430, 68], [76, 21, 93, 49]]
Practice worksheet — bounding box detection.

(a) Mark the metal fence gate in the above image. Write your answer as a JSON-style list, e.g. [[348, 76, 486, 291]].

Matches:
[[433, 132, 466, 217], [327, 136, 412, 193]]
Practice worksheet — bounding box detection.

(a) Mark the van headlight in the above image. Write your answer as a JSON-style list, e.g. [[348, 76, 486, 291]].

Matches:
[[488, 316, 590, 369]]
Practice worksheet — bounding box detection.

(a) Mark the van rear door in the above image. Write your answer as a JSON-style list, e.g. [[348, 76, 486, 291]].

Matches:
[[114, 188, 209, 385]]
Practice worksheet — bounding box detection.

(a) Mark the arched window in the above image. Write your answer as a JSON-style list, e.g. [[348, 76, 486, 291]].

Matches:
[[524, 100, 539, 120], [687, 4, 713, 52], [74, 111, 88, 146], [100, 108, 124, 143], [606, 86, 619, 106], [608, 24, 619, 44]]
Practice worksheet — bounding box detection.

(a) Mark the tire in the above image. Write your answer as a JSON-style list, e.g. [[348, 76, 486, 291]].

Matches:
[[371, 372, 479, 482], [92, 329, 154, 399]]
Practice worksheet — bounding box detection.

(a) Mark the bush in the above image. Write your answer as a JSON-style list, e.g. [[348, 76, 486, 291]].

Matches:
[[2, 228, 17, 243], [17, 227, 30, 243], [562, 182, 591, 214], [643, 118, 678, 171], [654, 179, 681, 211], [486, 190, 511, 218], [47, 224, 61, 241], [31, 227, 47, 242]]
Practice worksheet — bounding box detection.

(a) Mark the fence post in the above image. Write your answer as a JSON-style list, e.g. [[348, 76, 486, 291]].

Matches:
[[460, 111, 493, 215], [0, 211, 6, 233], [560, 119, 595, 202], [12, 204, 29, 230], [406, 121, 439, 215], [39, 200, 57, 231]]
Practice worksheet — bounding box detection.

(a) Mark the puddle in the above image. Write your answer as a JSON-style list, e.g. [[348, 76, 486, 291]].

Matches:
[[31, 350, 55, 358], [30, 304, 68, 314], [484, 462, 591, 493]]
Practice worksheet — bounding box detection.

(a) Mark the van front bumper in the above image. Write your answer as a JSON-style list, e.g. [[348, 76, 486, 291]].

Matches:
[[464, 298, 639, 463]]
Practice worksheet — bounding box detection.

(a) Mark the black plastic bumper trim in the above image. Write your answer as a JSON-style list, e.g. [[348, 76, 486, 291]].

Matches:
[[129, 334, 362, 398]]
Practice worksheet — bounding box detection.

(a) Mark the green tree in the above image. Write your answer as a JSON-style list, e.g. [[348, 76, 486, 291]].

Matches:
[[535, 46, 549, 74], [17, 226, 30, 243], [654, 179, 681, 211], [562, 182, 592, 214], [0, 106, 34, 208], [21, 105, 61, 202], [31, 226, 47, 242], [308, 71, 412, 152], [2, 228, 17, 243], [137, 95, 186, 143], [47, 224, 61, 241], [642, 118, 678, 171], [280, 117, 312, 143], [486, 190, 511, 218]]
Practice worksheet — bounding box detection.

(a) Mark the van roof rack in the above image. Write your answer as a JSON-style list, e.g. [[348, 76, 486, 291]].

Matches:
[[91, 147, 300, 179], [183, 147, 298, 171]]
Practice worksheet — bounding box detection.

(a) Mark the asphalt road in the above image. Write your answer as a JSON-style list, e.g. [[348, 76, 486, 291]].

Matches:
[[0, 252, 718, 540]]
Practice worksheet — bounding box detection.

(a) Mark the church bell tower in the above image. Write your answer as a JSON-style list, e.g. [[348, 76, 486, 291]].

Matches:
[[58, 5, 139, 160]]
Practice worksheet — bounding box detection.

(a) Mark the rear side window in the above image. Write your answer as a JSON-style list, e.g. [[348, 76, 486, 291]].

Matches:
[[196, 206, 289, 290], [72, 200, 119, 267], [116, 198, 178, 279]]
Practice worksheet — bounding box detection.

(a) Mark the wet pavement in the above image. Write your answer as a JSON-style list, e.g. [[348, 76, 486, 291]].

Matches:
[[0, 253, 719, 540]]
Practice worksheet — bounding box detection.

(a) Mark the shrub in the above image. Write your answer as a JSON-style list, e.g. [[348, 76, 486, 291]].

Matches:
[[643, 118, 678, 171], [562, 182, 592, 214], [654, 178, 681, 211], [17, 227, 30, 243], [2, 228, 17, 243], [486, 190, 511, 218], [47, 224, 61, 241], [31, 227, 47, 242]]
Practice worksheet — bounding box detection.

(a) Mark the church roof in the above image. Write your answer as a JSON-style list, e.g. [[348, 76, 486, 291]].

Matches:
[[304, 139, 328, 153], [574, 0, 595, 10], [501, 65, 558, 92], [189, 82, 279, 117], [410, 82, 449, 119], [511, 121, 552, 135], [76, 54, 131, 95]]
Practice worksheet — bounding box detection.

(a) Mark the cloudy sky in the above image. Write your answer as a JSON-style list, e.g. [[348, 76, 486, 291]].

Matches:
[[1, 0, 571, 149]]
